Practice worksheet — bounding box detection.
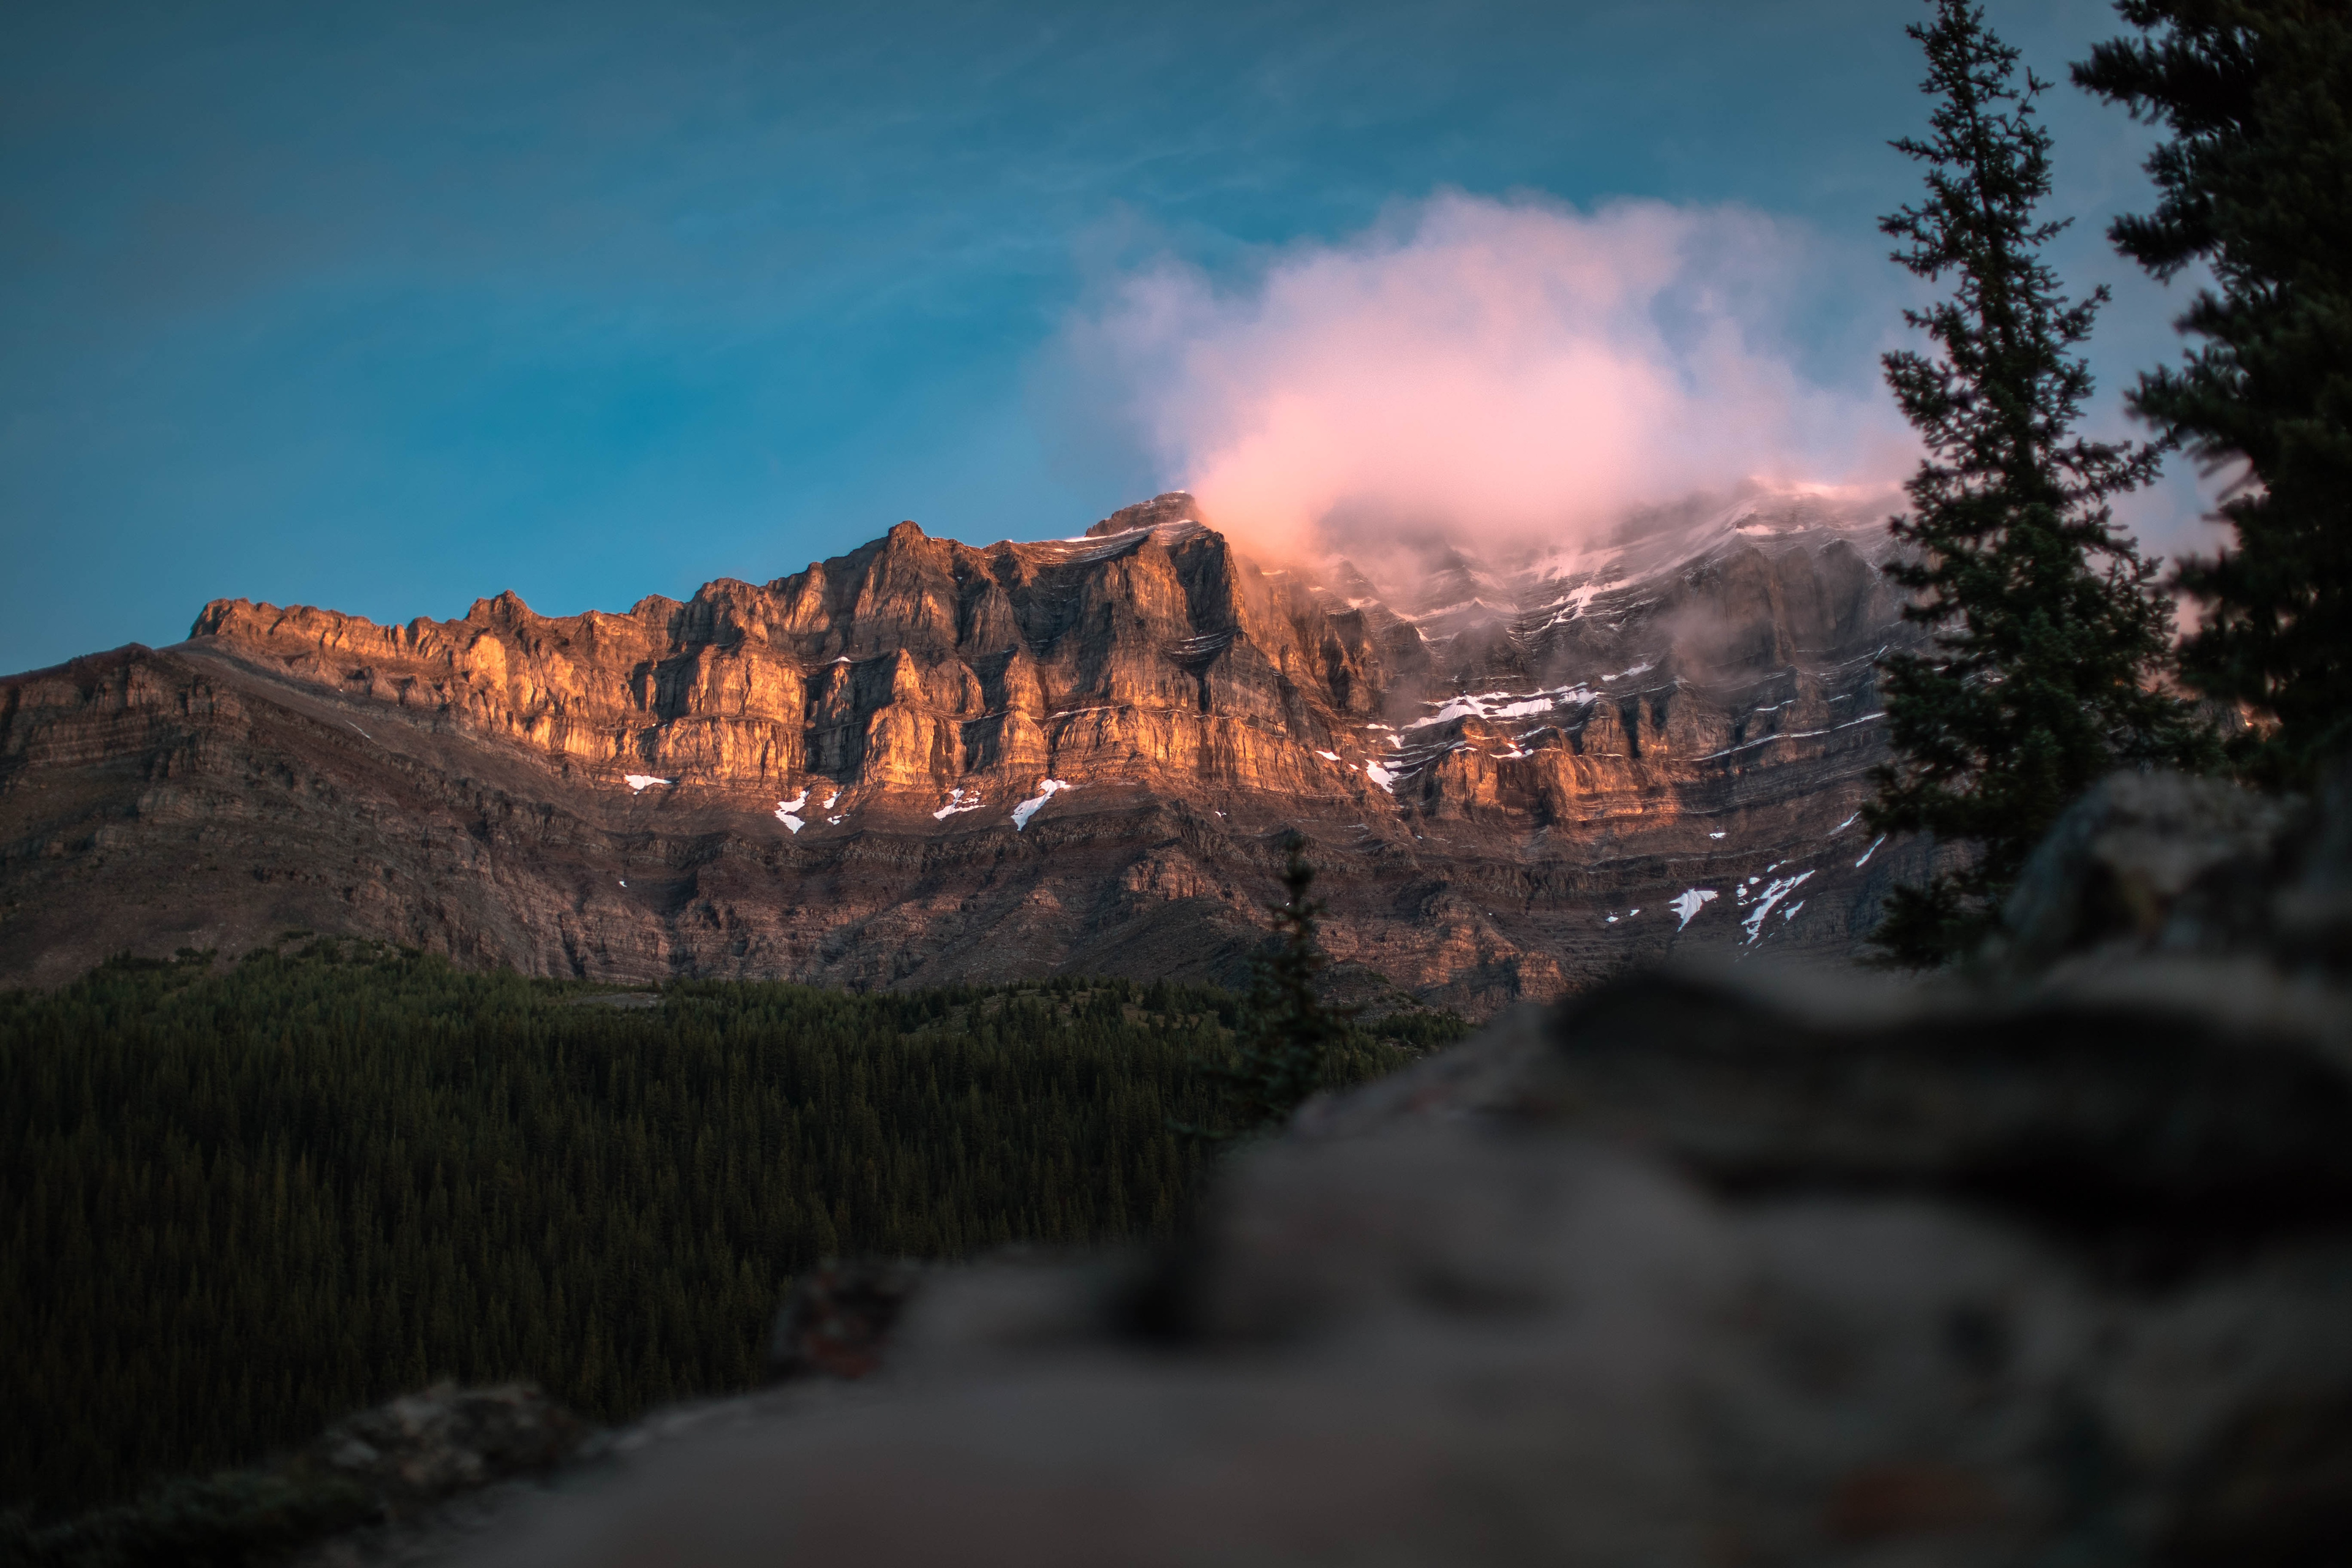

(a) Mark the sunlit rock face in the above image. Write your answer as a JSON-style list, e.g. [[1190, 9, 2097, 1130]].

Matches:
[[0, 492, 1930, 1009]]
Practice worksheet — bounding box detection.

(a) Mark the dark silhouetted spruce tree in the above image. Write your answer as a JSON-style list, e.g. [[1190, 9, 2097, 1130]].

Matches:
[[1182, 834, 1344, 1140], [2075, 2, 2352, 783], [1868, 0, 2210, 966]]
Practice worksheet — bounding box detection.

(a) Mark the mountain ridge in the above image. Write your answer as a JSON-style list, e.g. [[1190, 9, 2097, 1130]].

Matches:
[[0, 491, 1931, 1009]]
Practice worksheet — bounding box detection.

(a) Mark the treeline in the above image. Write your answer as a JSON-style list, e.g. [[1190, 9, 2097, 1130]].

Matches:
[[0, 943, 1464, 1518]]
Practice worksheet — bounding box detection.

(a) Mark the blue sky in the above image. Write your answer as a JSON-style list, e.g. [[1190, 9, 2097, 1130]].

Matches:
[[1, 0, 2207, 673]]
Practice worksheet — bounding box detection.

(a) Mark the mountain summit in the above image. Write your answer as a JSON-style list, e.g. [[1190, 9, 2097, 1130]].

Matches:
[[0, 492, 1923, 1008]]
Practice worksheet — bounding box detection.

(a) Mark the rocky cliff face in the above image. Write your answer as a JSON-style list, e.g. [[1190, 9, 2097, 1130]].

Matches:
[[1, 491, 1929, 1006]]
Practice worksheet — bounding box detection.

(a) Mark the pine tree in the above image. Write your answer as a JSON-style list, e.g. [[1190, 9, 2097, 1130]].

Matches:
[[2075, 2, 2352, 783], [1868, 0, 2211, 966], [1179, 834, 1344, 1140]]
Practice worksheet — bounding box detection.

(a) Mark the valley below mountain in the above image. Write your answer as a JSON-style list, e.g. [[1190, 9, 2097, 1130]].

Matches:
[[0, 491, 1928, 1009]]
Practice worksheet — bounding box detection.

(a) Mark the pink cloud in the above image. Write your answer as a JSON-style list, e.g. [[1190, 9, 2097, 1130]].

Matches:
[[1067, 192, 1914, 559]]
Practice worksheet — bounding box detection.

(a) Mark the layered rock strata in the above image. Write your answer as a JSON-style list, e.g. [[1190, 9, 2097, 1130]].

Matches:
[[1, 492, 1930, 1006]]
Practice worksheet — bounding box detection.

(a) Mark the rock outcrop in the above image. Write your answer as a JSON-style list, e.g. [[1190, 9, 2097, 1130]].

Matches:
[[1, 491, 1928, 1008], [3, 1383, 586, 1568]]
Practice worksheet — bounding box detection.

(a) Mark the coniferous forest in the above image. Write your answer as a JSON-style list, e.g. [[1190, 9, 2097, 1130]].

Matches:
[[0, 941, 1462, 1520]]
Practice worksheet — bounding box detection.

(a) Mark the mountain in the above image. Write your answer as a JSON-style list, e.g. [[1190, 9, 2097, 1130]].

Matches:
[[0, 491, 1928, 1011]]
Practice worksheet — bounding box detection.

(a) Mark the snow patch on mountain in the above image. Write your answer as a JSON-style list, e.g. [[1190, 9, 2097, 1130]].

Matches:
[[934, 788, 987, 820], [1407, 686, 1597, 731], [1740, 871, 1815, 944], [1670, 889, 1719, 930], [1011, 779, 1076, 831]]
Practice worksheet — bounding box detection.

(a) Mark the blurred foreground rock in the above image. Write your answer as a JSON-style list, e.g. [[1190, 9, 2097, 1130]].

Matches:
[[764, 1261, 924, 1382], [405, 765, 2352, 1567], [421, 769, 2352, 1566]]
